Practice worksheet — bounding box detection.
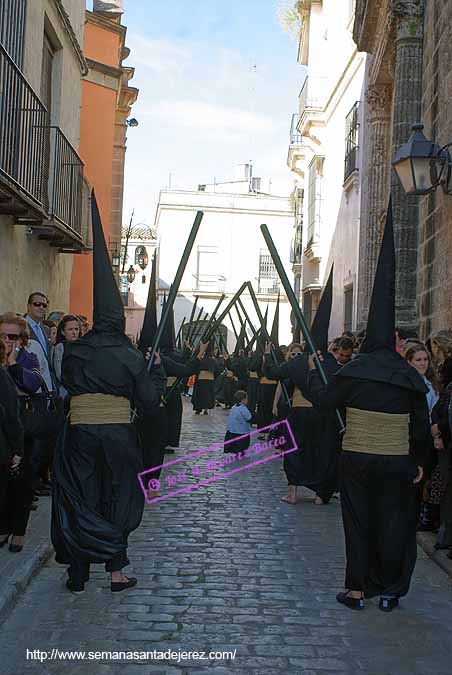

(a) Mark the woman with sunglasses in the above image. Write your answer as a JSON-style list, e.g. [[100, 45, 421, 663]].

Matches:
[[0, 314, 42, 553]]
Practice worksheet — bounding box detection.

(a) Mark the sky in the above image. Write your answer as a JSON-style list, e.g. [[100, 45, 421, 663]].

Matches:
[[89, 1, 303, 227]]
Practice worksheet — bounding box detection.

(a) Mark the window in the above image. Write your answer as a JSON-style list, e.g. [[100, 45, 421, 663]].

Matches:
[[258, 249, 279, 294], [344, 102, 360, 181], [344, 285, 354, 333], [0, 0, 27, 67], [40, 34, 54, 112], [307, 157, 324, 247], [196, 245, 219, 290]]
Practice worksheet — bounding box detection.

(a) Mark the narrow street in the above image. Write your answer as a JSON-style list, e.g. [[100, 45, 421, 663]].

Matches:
[[1, 402, 452, 675]]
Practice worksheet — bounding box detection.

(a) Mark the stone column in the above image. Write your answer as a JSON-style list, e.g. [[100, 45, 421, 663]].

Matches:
[[357, 83, 392, 328], [390, 0, 425, 330]]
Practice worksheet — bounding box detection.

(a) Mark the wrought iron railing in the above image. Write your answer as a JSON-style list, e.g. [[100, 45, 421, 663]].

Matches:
[[344, 101, 360, 181], [299, 76, 328, 115], [0, 0, 27, 67], [47, 126, 84, 237], [0, 44, 48, 205], [289, 113, 303, 144]]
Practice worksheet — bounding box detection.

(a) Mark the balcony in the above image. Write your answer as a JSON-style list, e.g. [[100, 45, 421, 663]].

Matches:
[[0, 44, 47, 209], [287, 113, 307, 176], [0, 44, 89, 252], [297, 76, 328, 136]]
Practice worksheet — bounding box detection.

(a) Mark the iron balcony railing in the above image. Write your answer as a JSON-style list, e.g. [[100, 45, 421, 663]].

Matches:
[[344, 101, 360, 181], [289, 113, 303, 144], [298, 76, 328, 116], [0, 0, 27, 68], [47, 126, 84, 238], [0, 43, 48, 205]]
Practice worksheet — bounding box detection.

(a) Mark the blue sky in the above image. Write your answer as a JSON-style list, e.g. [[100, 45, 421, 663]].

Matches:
[[90, 1, 303, 225]]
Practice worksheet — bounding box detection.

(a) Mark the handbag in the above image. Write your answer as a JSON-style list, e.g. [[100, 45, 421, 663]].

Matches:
[[18, 371, 65, 440]]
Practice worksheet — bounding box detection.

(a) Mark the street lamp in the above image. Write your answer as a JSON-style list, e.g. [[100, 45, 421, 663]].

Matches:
[[126, 118, 139, 128], [136, 245, 149, 270], [392, 123, 452, 195], [126, 265, 136, 284]]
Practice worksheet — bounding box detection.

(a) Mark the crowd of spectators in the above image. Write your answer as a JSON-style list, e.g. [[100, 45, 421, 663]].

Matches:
[[0, 291, 88, 554]]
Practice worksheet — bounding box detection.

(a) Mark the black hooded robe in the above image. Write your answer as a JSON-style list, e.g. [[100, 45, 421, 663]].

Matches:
[[51, 333, 164, 582], [309, 350, 430, 597], [264, 352, 340, 495], [192, 356, 220, 411]]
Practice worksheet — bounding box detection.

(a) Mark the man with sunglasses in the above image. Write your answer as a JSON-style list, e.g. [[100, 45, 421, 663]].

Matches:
[[24, 292, 54, 391]]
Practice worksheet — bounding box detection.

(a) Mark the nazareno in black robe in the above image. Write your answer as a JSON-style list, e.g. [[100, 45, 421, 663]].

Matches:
[[136, 351, 200, 480], [309, 348, 430, 598], [263, 351, 340, 497], [51, 331, 165, 574], [192, 356, 220, 411]]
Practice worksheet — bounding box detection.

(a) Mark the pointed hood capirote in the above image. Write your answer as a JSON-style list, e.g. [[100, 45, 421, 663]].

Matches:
[[256, 305, 269, 355], [138, 252, 158, 354], [234, 321, 247, 356], [91, 191, 126, 334], [360, 198, 396, 354], [304, 265, 333, 354], [159, 293, 176, 351], [270, 292, 280, 346]]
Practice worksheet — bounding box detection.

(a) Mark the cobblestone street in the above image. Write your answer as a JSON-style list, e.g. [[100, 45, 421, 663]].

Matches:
[[1, 402, 452, 674]]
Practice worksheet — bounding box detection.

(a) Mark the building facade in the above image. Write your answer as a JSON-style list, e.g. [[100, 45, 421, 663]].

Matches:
[[353, 0, 424, 333], [0, 0, 89, 313], [69, 0, 139, 321], [151, 169, 294, 351], [120, 223, 157, 340], [287, 0, 366, 338], [353, 0, 452, 338]]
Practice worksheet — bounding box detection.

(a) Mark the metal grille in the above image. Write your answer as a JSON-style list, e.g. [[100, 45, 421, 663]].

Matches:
[[344, 285, 354, 333], [0, 0, 26, 67], [47, 126, 84, 236], [307, 158, 323, 246], [0, 44, 48, 204], [344, 101, 360, 181], [258, 250, 280, 294]]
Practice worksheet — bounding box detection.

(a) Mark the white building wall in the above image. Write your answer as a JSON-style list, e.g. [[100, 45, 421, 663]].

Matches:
[[153, 189, 294, 351], [289, 0, 365, 339]]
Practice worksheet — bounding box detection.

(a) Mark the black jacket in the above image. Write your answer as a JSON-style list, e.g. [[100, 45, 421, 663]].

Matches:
[[0, 366, 24, 465]]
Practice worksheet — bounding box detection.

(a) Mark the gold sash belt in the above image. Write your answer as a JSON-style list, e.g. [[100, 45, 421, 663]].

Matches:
[[292, 386, 313, 408], [249, 371, 258, 379], [70, 394, 131, 425], [342, 407, 409, 456], [198, 370, 214, 381], [260, 377, 276, 385]]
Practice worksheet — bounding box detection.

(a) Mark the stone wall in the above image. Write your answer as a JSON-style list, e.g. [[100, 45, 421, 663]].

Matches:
[[0, 0, 86, 315], [418, 0, 452, 337]]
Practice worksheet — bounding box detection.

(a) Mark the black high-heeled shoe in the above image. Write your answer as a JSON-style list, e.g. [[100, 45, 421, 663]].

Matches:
[[0, 535, 10, 548]]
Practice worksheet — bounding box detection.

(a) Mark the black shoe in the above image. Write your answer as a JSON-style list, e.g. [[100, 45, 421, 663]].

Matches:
[[32, 496, 39, 503], [194, 411, 200, 415], [30, 504, 38, 511], [0, 535, 10, 548], [111, 576, 137, 593], [34, 488, 50, 497], [9, 542, 23, 553], [66, 579, 85, 594], [203, 410, 208, 415], [336, 592, 364, 610], [379, 596, 399, 613]]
